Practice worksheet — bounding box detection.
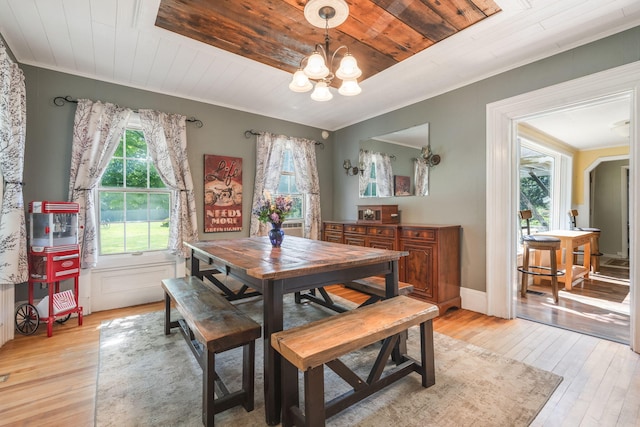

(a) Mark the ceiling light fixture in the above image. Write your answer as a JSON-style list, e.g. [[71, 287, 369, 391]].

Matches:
[[289, 0, 362, 101]]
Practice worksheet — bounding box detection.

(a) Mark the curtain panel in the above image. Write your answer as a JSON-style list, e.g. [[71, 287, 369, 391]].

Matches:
[[359, 149, 393, 197], [414, 158, 429, 196], [0, 41, 27, 346], [139, 109, 198, 257], [250, 132, 322, 240], [68, 99, 131, 268], [0, 42, 27, 285]]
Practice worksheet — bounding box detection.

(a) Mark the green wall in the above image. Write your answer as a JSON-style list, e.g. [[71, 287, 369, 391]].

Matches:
[[333, 26, 640, 293], [16, 25, 640, 296], [21, 66, 334, 241]]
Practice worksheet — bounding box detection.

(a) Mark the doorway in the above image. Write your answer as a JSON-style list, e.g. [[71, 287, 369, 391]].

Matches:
[[485, 61, 640, 353], [514, 102, 631, 344]]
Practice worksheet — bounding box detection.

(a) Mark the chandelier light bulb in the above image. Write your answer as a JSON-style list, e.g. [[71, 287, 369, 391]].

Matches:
[[335, 53, 362, 80], [338, 78, 361, 96], [289, 69, 313, 92], [303, 52, 330, 79], [310, 81, 333, 101]]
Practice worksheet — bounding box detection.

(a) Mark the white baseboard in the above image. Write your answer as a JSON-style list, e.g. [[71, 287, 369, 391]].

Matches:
[[460, 286, 487, 315]]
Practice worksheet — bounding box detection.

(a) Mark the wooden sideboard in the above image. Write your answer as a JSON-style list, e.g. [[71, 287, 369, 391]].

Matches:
[[322, 221, 461, 314]]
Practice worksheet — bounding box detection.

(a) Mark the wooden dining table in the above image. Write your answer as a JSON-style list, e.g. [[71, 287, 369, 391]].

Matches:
[[535, 229, 594, 290], [185, 236, 408, 425]]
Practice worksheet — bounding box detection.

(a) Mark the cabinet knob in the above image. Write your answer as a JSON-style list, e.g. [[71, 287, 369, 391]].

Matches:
[[415, 232, 420, 237]]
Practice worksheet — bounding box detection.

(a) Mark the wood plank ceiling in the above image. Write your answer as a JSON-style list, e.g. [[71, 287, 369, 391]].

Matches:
[[155, 0, 501, 83]]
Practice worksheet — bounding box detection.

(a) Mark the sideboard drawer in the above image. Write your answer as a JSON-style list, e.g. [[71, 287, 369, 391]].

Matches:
[[400, 228, 436, 241], [324, 223, 343, 232], [367, 226, 396, 238], [344, 224, 367, 234]]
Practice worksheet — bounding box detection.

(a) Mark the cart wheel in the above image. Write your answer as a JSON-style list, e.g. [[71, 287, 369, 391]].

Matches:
[[55, 314, 72, 324], [15, 303, 39, 335]]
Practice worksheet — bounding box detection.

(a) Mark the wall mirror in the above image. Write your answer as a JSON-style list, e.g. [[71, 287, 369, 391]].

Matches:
[[358, 123, 429, 198]]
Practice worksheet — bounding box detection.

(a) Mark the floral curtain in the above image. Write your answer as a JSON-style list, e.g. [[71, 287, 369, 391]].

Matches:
[[414, 158, 429, 196], [0, 42, 28, 286], [139, 110, 198, 257], [359, 149, 393, 197], [250, 132, 286, 237], [376, 152, 394, 197], [250, 132, 322, 239], [289, 137, 321, 239], [68, 99, 131, 268], [358, 149, 373, 197]]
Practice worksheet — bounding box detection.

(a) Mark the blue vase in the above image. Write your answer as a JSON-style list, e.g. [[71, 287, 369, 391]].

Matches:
[[268, 223, 285, 248]]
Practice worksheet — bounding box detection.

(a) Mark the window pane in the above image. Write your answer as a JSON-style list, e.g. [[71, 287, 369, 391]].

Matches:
[[126, 192, 148, 221], [125, 130, 147, 158], [113, 137, 124, 158], [282, 150, 294, 172], [150, 220, 169, 250], [149, 164, 164, 188], [101, 159, 124, 187], [126, 159, 148, 188], [289, 196, 303, 219], [149, 193, 170, 221], [99, 191, 125, 254], [126, 222, 150, 252], [520, 145, 553, 232], [100, 191, 124, 222]]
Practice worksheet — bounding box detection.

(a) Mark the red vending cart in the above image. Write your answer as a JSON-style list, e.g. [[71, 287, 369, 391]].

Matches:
[[15, 201, 83, 337]]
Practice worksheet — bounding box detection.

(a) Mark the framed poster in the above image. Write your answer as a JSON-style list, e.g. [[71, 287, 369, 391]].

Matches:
[[204, 154, 243, 232], [394, 175, 411, 196]]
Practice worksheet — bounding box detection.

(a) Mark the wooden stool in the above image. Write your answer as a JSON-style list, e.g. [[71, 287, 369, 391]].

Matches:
[[568, 209, 603, 273], [518, 235, 565, 303]]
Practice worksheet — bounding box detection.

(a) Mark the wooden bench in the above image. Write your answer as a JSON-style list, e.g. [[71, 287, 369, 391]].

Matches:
[[271, 296, 439, 427], [162, 276, 261, 427], [296, 276, 413, 313], [344, 276, 414, 306]]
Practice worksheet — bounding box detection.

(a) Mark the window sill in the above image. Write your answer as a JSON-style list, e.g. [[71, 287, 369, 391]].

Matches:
[[95, 251, 178, 271]]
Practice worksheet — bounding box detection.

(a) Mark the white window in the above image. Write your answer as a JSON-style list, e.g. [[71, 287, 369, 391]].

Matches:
[[97, 124, 171, 255], [518, 137, 572, 233], [275, 146, 304, 221]]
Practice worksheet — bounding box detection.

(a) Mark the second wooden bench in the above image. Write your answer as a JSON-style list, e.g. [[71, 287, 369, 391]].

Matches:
[[271, 295, 439, 427], [296, 276, 413, 313], [162, 276, 261, 427], [344, 276, 414, 306]]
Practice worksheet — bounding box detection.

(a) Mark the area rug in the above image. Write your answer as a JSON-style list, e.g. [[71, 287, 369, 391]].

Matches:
[[95, 296, 562, 426]]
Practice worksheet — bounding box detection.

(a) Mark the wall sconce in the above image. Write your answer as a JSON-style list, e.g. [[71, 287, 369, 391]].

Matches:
[[420, 144, 441, 168], [343, 159, 365, 176]]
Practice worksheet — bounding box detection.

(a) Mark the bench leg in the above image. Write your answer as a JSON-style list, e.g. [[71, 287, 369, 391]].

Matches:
[[420, 320, 436, 388], [281, 358, 299, 427], [243, 340, 256, 412], [164, 292, 171, 336], [304, 366, 326, 427], [201, 349, 215, 427]]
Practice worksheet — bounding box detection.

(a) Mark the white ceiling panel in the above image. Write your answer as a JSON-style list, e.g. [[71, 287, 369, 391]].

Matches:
[[0, 0, 638, 140]]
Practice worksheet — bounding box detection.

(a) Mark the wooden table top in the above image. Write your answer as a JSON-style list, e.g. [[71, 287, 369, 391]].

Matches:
[[186, 236, 409, 280], [536, 229, 593, 238]]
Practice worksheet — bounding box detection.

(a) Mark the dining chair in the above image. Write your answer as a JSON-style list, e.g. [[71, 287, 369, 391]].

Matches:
[[518, 210, 564, 303]]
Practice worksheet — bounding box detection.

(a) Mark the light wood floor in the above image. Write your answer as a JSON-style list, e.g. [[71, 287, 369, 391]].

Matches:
[[517, 264, 631, 344], [1, 287, 639, 426]]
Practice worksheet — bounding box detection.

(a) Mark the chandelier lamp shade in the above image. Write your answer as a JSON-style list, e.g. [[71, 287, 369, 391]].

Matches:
[[289, 0, 362, 101]]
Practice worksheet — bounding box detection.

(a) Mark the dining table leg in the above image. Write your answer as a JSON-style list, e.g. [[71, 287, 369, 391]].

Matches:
[[263, 279, 284, 425]]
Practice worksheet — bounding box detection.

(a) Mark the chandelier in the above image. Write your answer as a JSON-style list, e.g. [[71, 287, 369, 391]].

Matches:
[[289, 0, 362, 101]]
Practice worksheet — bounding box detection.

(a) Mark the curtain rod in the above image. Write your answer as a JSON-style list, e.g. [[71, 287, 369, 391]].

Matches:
[[244, 129, 324, 149], [53, 95, 203, 128]]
